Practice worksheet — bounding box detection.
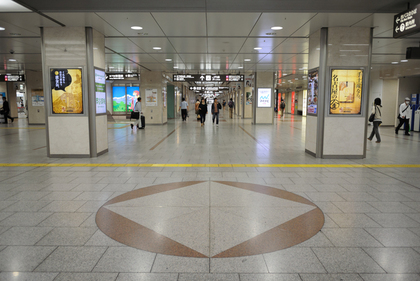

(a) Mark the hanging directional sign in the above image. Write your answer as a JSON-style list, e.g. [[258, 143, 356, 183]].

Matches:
[[174, 74, 244, 82], [0, 74, 25, 82], [189, 86, 230, 91], [394, 4, 420, 38], [106, 73, 139, 80]]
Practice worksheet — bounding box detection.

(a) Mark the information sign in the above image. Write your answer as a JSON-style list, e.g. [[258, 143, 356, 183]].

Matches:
[[394, 4, 420, 38], [174, 74, 244, 82], [106, 73, 139, 80], [0, 74, 25, 82], [189, 86, 230, 91]]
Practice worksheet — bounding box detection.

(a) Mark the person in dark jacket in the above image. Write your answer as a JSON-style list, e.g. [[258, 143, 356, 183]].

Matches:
[[211, 98, 222, 126], [198, 98, 208, 126], [1, 97, 14, 123], [367, 97, 382, 143]]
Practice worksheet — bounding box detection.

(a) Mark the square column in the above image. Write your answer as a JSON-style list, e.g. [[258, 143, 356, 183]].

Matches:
[[305, 27, 372, 158], [253, 72, 275, 124], [41, 27, 107, 157]]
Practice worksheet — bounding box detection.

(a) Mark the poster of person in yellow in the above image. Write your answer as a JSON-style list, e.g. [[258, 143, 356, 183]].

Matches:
[[51, 68, 83, 114], [330, 69, 363, 115]]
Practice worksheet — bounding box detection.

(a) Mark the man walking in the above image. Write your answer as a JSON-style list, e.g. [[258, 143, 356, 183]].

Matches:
[[1, 97, 14, 123], [211, 98, 222, 126], [131, 97, 143, 130], [179, 98, 189, 121], [228, 98, 235, 119], [395, 97, 412, 135]]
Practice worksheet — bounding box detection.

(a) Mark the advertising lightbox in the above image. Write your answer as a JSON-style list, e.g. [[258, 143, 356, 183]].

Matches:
[[307, 69, 318, 115], [257, 88, 271, 108], [95, 69, 106, 115], [50, 68, 83, 114], [329, 69, 363, 115]]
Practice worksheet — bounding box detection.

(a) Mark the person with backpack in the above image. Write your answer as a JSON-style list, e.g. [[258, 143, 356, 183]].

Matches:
[[367, 98, 382, 143], [228, 98, 235, 119], [280, 99, 286, 117], [395, 97, 412, 136]]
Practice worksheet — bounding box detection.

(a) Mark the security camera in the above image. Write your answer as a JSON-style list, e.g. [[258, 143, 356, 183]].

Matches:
[[10, 50, 14, 54]]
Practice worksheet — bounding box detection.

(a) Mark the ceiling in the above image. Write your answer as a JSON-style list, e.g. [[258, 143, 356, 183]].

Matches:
[[1, 0, 420, 90]]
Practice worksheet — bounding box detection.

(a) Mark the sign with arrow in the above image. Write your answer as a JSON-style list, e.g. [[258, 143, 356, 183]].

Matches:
[[394, 4, 420, 38], [173, 74, 244, 82]]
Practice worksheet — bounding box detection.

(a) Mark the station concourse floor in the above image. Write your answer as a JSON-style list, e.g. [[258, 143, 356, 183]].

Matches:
[[0, 110, 420, 281]]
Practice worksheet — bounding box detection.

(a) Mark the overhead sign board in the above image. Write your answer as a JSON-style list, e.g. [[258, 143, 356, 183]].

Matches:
[[174, 74, 244, 82], [0, 74, 25, 82], [394, 4, 420, 38], [189, 86, 230, 91], [106, 73, 139, 80]]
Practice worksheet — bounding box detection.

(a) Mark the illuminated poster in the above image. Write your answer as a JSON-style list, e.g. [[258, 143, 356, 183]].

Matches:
[[51, 68, 83, 114], [127, 86, 140, 111], [307, 70, 318, 115], [95, 69, 106, 114], [146, 89, 158, 106], [330, 69, 363, 115], [246, 92, 252, 105], [112, 86, 126, 112], [258, 88, 271, 107]]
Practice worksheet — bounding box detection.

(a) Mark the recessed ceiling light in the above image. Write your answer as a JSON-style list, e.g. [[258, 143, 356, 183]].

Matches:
[[283, 73, 287, 76], [238, 66, 243, 69], [165, 59, 172, 61], [109, 66, 114, 69], [153, 47, 161, 50], [131, 26, 143, 30], [271, 26, 283, 30], [173, 66, 179, 69], [8, 59, 16, 62], [391, 62, 399, 64], [401, 60, 408, 62], [254, 47, 262, 50], [244, 59, 251, 61], [0, 27, 5, 31]]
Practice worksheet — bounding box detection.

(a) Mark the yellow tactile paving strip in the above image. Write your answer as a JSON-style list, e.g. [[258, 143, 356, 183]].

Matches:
[[0, 163, 419, 168]]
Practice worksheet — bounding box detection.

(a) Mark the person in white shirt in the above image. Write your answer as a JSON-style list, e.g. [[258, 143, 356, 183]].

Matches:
[[131, 97, 143, 130], [179, 98, 189, 121], [395, 97, 412, 136]]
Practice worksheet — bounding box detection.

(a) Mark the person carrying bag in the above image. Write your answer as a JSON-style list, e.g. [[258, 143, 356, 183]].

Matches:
[[367, 98, 382, 143]]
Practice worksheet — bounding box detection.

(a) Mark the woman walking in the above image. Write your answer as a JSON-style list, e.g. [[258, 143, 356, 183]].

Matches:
[[368, 97, 382, 143], [198, 98, 208, 126]]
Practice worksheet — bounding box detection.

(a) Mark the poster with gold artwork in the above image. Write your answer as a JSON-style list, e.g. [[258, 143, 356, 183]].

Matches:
[[50, 68, 83, 114], [329, 69, 363, 115]]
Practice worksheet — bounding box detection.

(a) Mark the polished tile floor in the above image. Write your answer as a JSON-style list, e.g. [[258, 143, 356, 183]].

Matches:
[[0, 110, 420, 281]]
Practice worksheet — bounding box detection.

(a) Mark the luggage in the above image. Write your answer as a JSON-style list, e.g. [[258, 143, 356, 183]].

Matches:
[[140, 115, 145, 128], [130, 111, 139, 120]]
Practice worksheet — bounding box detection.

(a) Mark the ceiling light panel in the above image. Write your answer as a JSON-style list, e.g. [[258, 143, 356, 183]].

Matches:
[[95, 12, 165, 37], [249, 13, 315, 37], [207, 13, 261, 36], [151, 13, 206, 36]]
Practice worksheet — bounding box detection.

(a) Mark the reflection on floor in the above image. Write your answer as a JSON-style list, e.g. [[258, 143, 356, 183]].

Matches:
[[0, 114, 419, 280]]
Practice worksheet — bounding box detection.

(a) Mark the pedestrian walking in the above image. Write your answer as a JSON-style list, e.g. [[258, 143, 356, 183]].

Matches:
[[395, 97, 412, 136], [367, 98, 382, 143]]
